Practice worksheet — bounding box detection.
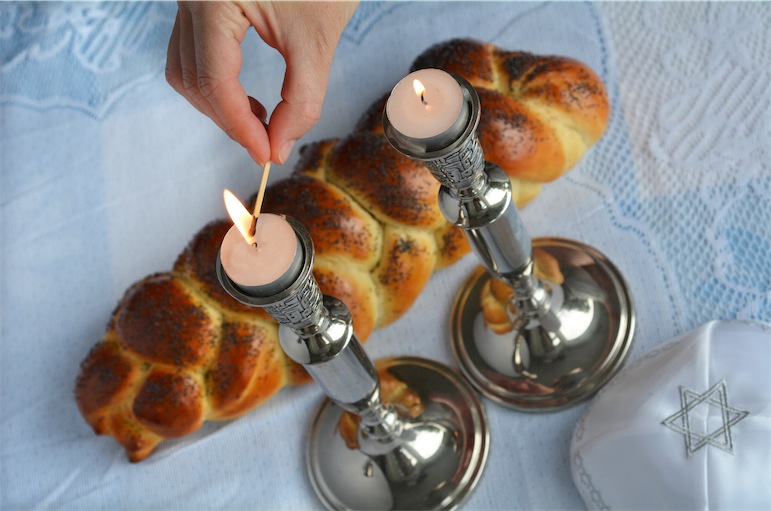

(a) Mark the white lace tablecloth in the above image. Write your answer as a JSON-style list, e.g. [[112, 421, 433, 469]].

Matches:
[[2, 2, 769, 509]]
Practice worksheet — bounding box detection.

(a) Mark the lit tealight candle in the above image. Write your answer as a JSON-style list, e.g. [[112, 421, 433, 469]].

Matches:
[[385, 68, 468, 149], [219, 189, 302, 295]]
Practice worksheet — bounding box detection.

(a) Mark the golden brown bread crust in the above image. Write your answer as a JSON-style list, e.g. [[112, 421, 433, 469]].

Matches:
[[263, 173, 382, 268], [76, 341, 141, 430], [132, 369, 204, 439], [327, 133, 444, 230], [75, 38, 609, 461], [207, 320, 288, 420], [116, 274, 216, 368]]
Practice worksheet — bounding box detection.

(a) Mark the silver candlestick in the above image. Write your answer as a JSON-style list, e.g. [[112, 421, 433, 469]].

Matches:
[[217, 216, 489, 510], [384, 72, 635, 411]]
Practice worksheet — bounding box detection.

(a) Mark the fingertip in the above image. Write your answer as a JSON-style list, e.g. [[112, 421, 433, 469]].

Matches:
[[267, 101, 321, 164], [165, 11, 182, 90], [278, 139, 297, 165], [243, 125, 270, 166], [246, 145, 269, 167]]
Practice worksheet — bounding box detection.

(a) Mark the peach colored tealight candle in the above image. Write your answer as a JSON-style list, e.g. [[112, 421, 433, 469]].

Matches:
[[386, 68, 464, 139], [220, 213, 298, 288]]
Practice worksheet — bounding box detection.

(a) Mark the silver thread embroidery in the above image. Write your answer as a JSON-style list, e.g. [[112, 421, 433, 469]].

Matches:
[[662, 379, 750, 457]]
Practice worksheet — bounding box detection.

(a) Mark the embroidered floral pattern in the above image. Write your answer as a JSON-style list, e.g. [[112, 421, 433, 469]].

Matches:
[[0, 2, 176, 116], [588, 3, 771, 328]]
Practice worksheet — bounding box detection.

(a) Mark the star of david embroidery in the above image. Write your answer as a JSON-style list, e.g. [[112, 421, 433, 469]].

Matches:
[[662, 380, 749, 457]]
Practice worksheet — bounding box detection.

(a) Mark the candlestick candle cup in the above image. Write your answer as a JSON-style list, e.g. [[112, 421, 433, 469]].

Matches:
[[217, 216, 489, 510], [383, 70, 635, 411]]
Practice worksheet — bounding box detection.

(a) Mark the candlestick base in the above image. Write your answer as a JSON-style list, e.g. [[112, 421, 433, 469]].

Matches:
[[451, 238, 635, 411], [306, 356, 489, 511]]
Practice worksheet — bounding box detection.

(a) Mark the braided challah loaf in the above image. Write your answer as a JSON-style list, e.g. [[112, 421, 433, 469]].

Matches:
[[75, 39, 609, 461]]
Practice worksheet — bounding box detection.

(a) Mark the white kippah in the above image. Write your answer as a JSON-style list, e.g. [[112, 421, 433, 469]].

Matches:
[[571, 320, 770, 510]]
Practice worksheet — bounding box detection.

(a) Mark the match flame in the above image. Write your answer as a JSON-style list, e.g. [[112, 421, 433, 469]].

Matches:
[[223, 189, 255, 245], [413, 79, 426, 100]]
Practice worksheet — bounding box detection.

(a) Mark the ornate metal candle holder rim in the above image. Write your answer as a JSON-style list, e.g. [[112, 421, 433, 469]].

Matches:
[[383, 73, 480, 160], [216, 215, 313, 307]]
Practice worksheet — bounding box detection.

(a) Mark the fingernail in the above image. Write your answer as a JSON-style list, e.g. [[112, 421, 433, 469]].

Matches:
[[279, 139, 297, 164], [248, 147, 266, 167]]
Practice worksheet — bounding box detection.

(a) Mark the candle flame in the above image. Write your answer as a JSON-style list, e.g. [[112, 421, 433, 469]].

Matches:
[[223, 189, 255, 245], [414, 79, 429, 107], [413, 79, 426, 98]]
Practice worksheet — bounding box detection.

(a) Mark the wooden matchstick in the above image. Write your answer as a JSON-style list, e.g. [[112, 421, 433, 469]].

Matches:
[[248, 161, 271, 237]]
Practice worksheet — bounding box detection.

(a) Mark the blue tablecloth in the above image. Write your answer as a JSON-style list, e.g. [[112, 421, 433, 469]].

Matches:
[[2, 2, 770, 509]]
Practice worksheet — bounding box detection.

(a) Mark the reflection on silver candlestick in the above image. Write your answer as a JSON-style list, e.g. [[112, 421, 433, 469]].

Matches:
[[217, 216, 489, 510], [384, 72, 635, 411]]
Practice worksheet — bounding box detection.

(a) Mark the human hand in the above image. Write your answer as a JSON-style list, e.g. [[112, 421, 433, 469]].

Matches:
[[166, 1, 358, 166]]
